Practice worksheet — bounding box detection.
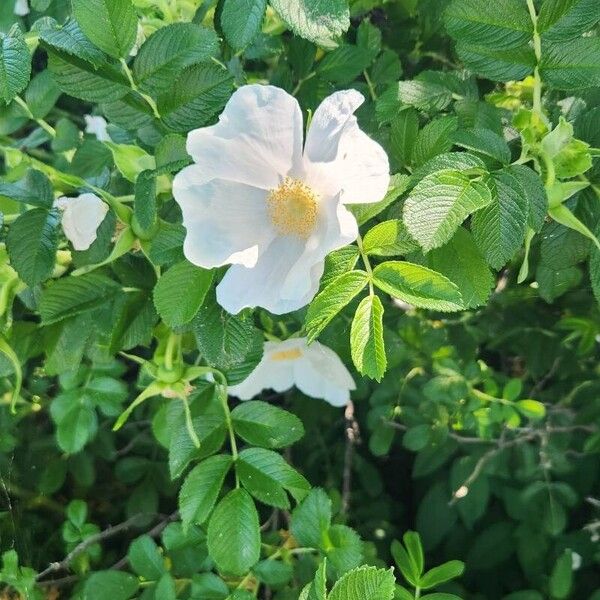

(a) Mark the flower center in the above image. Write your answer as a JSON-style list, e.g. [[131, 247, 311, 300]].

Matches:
[[271, 348, 302, 361], [267, 178, 318, 238]]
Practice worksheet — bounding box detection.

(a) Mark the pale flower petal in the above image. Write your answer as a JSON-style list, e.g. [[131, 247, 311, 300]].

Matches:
[[304, 90, 390, 204], [173, 167, 275, 269], [56, 193, 108, 251], [84, 115, 111, 142], [186, 84, 304, 189], [228, 338, 354, 407], [14, 0, 29, 16]]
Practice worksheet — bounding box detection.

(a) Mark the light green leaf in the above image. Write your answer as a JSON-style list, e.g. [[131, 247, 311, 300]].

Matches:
[[363, 220, 419, 257], [105, 142, 155, 182], [424, 228, 494, 309], [548, 204, 600, 250], [270, 0, 350, 48], [231, 401, 304, 449], [329, 566, 395, 600], [72, 0, 137, 59], [350, 295, 387, 381], [158, 64, 234, 132], [179, 454, 232, 530], [207, 489, 261, 576], [50, 391, 98, 454], [471, 170, 529, 269], [7, 208, 60, 287], [515, 399, 546, 420], [291, 488, 332, 548], [0, 26, 31, 104], [127, 535, 166, 581], [508, 164, 547, 232], [373, 261, 464, 312], [133, 23, 219, 93], [153, 261, 214, 328], [40, 273, 121, 325], [403, 169, 492, 251], [451, 128, 511, 164], [305, 270, 369, 343], [397, 80, 452, 112], [391, 539, 420, 586]]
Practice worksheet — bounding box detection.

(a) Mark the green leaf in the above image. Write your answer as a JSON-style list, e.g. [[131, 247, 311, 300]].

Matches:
[[83, 571, 139, 600], [391, 109, 419, 167], [35, 17, 106, 66], [411, 116, 458, 168], [291, 488, 332, 548], [221, 0, 267, 50], [373, 261, 464, 311], [424, 228, 494, 309], [7, 208, 59, 287], [179, 454, 232, 530], [538, 0, 600, 42], [133, 170, 157, 233], [471, 170, 529, 269], [158, 64, 234, 132], [329, 566, 395, 600], [237, 447, 310, 507], [403, 531, 424, 579], [40, 273, 121, 325], [270, 0, 350, 48], [0, 169, 54, 208], [349, 173, 411, 226], [350, 295, 386, 381], [50, 391, 98, 453], [445, 0, 533, 50], [25, 70, 61, 119], [397, 79, 452, 112], [403, 169, 492, 251], [317, 45, 373, 84], [207, 488, 261, 576], [133, 23, 219, 94], [128, 535, 166, 580], [508, 164, 547, 232], [47, 50, 130, 103], [548, 204, 600, 250], [515, 399, 546, 420], [105, 142, 155, 183], [0, 26, 31, 104], [391, 539, 420, 586], [549, 550, 573, 600], [153, 261, 213, 328], [326, 524, 363, 574], [231, 401, 304, 449], [72, 0, 137, 59], [320, 246, 360, 289], [454, 43, 535, 82], [419, 560, 465, 589], [451, 128, 511, 164], [363, 220, 419, 257], [305, 270, 369, 343], [540, 38, 600, 90]]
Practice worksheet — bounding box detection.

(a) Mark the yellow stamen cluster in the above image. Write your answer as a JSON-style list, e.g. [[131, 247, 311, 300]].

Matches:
[[271, 348, 302, 361], [267, 178, 318, 238]]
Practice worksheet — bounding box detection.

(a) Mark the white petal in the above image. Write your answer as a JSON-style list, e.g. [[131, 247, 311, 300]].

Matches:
[[304, 90, 390, 204], [84, 115, 110, 142], [57, 193, 108, 251], [173, 167, 275, 269], [14, 0, 29, 16], [186, 84, 304, 189], [228, 340, 297, 399]]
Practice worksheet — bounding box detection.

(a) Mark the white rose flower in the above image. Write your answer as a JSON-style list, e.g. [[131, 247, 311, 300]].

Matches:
[[229, 337, 355, 407], [173, 84, 389, 315], [84, 115, 110, 142], [14, 0, 29, 16], [55, 193, 109, 251]]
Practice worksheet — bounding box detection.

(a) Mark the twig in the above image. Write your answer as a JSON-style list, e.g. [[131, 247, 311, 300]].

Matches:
[[341, 401, 360, 517]]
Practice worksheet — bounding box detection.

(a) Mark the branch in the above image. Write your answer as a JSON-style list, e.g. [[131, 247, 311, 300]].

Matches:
[[341, 401, 360, 517]]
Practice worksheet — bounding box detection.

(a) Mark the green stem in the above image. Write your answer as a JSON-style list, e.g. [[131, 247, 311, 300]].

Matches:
[[356, 235, 374, 295], [14, 96, 56, 137], [181, 396, 201, 448], [119, 58, 161, 119], [526, 0, 543, 117], [164, 332, 179, 372], [363, 69, 377, 101], [292, 71, 316, 96], [216, 382, 239, 487]]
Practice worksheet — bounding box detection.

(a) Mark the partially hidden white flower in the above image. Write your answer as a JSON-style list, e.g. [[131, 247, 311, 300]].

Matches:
[[14, 0, 29, 16], [173, 84, 390, 315], [84, 115, 111, 142], [55, 193, 109, 251], [229, 337, 355, 407]]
